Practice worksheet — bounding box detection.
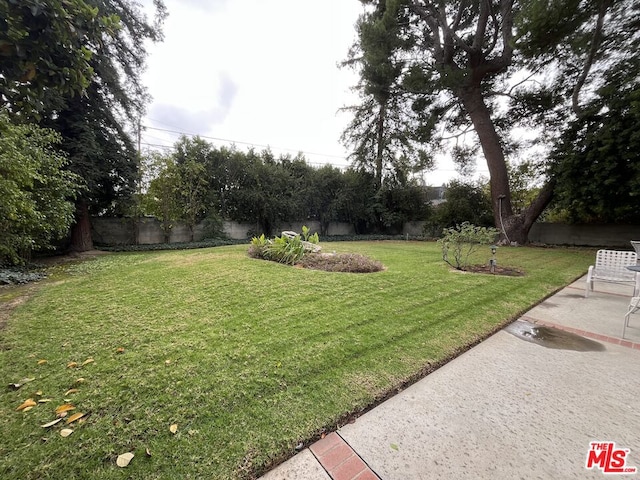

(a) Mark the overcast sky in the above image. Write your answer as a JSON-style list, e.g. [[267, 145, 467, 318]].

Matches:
[[140, 0, 466, 185]]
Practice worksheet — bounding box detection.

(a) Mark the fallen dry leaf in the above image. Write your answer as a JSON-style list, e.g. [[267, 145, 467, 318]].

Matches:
[[37, 359, 47, 365], [81, 358, 94, 366], [165, 359, 171, 365], [65, 388, 79, 396], [17, 399, 37, 411], [60, 428, 73, 437], [145, 448, 152, 457], [34, 390, 43, 396], [67, 362, 78, 369], [116, 452, 134, 468], [169, 424, 178, 434], [22, 406, 34, 412], [74, 378, 85, 385], [65, 412, 85, 424], [41, 418, 64, 428], [116, 347, 125, 354], [55, 404, 75, 415], [38, 398, 53, 403]]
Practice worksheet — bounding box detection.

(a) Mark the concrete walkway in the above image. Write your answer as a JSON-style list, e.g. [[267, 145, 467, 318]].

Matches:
[[259, 276, 640, 479]]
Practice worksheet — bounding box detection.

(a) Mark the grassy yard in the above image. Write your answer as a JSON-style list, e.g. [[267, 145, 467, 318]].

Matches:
[[0, 242, 593, 479]]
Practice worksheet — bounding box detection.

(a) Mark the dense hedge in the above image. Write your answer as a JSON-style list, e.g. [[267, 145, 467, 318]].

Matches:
[[96, 235, 431, 253]]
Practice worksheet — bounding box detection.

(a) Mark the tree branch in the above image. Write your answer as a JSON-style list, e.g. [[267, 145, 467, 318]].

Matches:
[[572, 0, 612, 116], [472, 0, 490, 52]]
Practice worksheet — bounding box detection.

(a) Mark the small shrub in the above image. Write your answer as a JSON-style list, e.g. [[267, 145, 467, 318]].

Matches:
[[248, 234, 269, 259], [248, 226, 320, 265], [438, 222, 498, 270], [301, 225, 319, 244]]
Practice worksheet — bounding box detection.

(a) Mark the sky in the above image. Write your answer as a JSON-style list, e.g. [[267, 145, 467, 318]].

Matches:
[[139, 0, 470, 185]]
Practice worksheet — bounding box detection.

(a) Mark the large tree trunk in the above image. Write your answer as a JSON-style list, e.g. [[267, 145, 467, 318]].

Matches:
[[70, 199, 94, 252], [460, 87, 553, 243]]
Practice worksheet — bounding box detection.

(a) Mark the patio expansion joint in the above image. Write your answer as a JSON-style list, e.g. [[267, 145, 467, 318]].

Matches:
[[520, 315, 640, 350], [309, 432, 381, 480]]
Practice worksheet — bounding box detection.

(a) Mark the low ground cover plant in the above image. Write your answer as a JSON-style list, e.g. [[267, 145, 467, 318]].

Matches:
[[0, 242, 594, 479]]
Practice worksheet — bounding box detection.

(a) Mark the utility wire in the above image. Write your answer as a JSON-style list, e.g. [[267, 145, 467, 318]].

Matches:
[[142, 125, 349, 161]]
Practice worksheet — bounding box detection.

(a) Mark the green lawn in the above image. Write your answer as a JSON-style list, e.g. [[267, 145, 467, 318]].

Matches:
[[0, 242, 593, 479]]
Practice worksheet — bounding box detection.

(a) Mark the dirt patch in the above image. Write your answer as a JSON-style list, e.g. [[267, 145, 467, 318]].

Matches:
[[0, 250, 110, 331], [36, 249, 111, 266], [0, 285, 35, 331]]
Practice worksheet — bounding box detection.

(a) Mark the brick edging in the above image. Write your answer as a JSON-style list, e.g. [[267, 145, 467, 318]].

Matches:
[[309, 432, 380, 480]]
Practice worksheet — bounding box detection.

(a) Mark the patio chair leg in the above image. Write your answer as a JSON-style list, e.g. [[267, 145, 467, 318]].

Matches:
[[623, 312, 630, 339], [624, 298, 640, 339]]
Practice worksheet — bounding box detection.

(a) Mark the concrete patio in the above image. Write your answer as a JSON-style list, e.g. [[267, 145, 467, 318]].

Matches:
[[260, 275, 640, 479]]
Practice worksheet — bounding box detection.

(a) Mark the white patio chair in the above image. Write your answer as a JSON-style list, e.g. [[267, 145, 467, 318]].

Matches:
[[631, 241, 640, 262], [585, 249, 639, 297], [623, 296, 640, 339]]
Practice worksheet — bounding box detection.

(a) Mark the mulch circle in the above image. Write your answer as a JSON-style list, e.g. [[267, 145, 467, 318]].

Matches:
[[462, 264, 525, 276]]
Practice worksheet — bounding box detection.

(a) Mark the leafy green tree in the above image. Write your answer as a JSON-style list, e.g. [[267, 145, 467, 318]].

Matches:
[[333, 168, 378, 234], [0, 0, 98, 116], [173, 136, 212, 241], [2, 0, 167, 251], [424, 180, 493, 237], [306, 165, 346, 235], [549, 79, 640, 223], [344, 0, 638, 242], [342, 1, 431, 188], [0, 113, 82, 264], [141, 152, 181, 242], [375, 181, 430, 232]]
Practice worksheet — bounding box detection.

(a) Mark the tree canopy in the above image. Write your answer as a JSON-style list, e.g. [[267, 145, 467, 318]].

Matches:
[[141, 137, 431, 238], [0, 0, 167, 250], [342, 0, 640, 241]]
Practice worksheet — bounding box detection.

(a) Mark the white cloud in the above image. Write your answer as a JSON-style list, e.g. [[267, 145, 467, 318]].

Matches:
[[141, 0, 464, 183]]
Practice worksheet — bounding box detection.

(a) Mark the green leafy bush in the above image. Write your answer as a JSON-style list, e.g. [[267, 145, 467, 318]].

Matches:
[[248, 226, 320, 265], [265, 234, 306, 265], [248, 234, 269, 259], [438, 222, 499, 270]]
